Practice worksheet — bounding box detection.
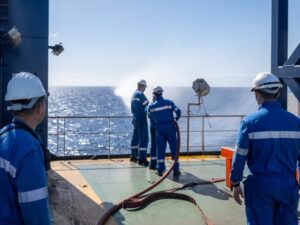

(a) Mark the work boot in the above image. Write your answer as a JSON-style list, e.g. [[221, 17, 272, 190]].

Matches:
[[129, 156, 138, 163], [149, 164, 156, 170], [173, 170, 181, 177], [156, 170, 163, 177], [138, 159, 149, 167]]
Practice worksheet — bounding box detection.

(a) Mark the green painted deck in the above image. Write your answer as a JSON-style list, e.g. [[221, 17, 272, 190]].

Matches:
[[50, 157, 247, 225]]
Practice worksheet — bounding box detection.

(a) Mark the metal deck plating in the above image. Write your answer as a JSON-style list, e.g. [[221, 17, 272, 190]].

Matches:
[[49, 156, 246, 225]]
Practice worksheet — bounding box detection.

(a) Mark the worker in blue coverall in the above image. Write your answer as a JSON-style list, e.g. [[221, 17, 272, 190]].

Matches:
[[0, 72, 51, 225], [230, 72, 300, 225], [148, 95, 157, 170], [130, 79, 149, 166], [148, 86, 181, 176]]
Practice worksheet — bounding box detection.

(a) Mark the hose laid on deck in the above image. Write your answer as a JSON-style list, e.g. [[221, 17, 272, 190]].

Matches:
[[97, 122, 224, 225]]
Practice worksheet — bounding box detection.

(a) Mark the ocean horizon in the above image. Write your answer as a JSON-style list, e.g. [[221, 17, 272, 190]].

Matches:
[[48, 86, 257, 156]]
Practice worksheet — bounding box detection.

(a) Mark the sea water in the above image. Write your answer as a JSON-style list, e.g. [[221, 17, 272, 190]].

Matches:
[[48, 86, 257, 156]]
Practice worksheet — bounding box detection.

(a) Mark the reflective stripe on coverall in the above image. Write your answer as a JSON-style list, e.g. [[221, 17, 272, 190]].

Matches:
[[230, 102, 300, 225], [131, 90, 149, 160], [148, 96, 181, 173], [0, 119, 50, 225]]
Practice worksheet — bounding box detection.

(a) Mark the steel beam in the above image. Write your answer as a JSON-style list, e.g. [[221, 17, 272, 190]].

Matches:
[[271, 0, 289, 109], [284, 78, 300, 101], [277, 66, 300, 78], [284, 44, 300, 66]]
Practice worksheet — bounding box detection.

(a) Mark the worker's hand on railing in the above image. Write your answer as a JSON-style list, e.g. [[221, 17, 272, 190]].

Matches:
[[233, 185, 244, 205]]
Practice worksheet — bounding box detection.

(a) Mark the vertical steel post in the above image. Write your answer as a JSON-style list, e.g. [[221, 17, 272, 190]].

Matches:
[[271, 0, 288, 109], [56, 118, 59, 154], [201, 116, 205, 153], [108, 117, 111, 159], [63, 118, 66, 160], [186, 104, 191, 154]]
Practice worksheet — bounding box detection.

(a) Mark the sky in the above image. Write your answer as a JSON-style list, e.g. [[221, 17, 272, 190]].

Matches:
[[49, 0, 300, 88]]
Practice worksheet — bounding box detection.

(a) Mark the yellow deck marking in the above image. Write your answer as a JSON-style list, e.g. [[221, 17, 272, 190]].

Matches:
[[50, 161, 117, 225]]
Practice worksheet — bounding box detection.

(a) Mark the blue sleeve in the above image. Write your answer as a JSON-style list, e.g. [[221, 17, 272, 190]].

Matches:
[[16, 151, 51, 225], [139, 93, 149, 108], [230, 120, 250, 183], [171, 101, 181, 120]]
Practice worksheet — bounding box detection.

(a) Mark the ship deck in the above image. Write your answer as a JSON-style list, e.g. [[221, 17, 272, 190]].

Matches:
[[49, 156, 246, 225]]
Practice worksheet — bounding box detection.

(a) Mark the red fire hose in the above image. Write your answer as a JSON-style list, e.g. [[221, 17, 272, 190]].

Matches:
[[97, 122, 225, 225]]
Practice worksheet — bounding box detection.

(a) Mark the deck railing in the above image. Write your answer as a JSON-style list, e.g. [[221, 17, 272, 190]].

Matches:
[[48, 114, 245, 159]]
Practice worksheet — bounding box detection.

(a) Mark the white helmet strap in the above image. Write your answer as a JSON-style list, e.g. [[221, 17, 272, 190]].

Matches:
[[258, 88, 281, 94], [7, 97, 41, 111], [253, 82, 282, 94]]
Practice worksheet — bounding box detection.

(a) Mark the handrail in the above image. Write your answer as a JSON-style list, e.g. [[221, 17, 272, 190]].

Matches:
[[48, 114, 245, 159], [48, 114, 244, 118]]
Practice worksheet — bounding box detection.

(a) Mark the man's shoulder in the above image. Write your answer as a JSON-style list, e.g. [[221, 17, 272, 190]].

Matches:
[[159, 98, 173, 105], [149, 101, 158, 109], [0, 124, 15, 135], [2, 128, 40, 150], [133, 90, 143, 96], [242, 110, 262, 126], [0, 128, 41, 169], [282, 109, 300, 121], [243, 106, 300, 129], [133, 91, 147, 100], [245, 110, 259, 119]]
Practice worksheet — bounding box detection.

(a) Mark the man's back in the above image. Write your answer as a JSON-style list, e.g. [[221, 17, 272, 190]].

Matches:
[[131, 90, 148, 122], [148, 96, 180, 124], [231, 72, 299, 225], [241, 101, 300, 174]]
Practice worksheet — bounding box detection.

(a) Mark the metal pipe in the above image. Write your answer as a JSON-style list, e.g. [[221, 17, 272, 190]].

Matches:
[[56, 118, 59, 154], [201, 116, 205, 153], [186, 104, 191, 154], [186, 100, 201, 153], [108, 117, 111, 159], [63, 118, 66, 160]]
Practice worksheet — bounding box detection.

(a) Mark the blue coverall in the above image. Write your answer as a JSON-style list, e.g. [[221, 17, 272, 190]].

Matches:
[[0, 119, 51, 225], [230, 101, 300, 225], [131, 90, 149, 162], [148, 96, 181, 174]]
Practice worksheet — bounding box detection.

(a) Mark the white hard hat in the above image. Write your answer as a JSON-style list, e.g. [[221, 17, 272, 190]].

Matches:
[[250, 72, 283, 94], [137, 79, 147, 87], [5, 72, 47, 111], [153, 86, 164, 94]]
